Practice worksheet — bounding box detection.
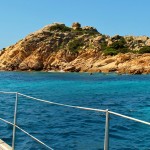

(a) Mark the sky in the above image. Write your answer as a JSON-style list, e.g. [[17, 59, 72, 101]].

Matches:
[[0, 0, 150, 49]]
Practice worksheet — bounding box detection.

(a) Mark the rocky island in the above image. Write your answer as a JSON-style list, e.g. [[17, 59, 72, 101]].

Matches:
[[1, 22, 150, 74]]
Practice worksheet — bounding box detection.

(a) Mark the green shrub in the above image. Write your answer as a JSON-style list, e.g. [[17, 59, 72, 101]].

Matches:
[[50, 24, 71, 32], [103, 48, 118, 56], [110, 38, 126, 49], [118, 48, 131, 53], [71, 28, 98, 36], [138, 46, 150, 54], [68, 39, 84, 53], [100, 43, 107, 50], [103, 47, 131, 56], [103, 37, 130, 55], [71, 28, 83, 35]]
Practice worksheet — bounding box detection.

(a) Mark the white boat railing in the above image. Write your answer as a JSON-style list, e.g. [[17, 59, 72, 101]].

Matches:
[[0, 91, 150, 150]]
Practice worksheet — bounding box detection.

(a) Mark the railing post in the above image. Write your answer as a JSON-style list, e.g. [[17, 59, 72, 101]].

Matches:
[[12, 92, 18, 150], [104, 109, 109, 150]]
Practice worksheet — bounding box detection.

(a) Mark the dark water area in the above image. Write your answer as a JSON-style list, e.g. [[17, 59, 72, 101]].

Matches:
[[0, 72, 150, 150]]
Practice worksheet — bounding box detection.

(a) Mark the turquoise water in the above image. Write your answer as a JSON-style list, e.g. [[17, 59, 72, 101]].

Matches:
[[0, 72, 150, 150]]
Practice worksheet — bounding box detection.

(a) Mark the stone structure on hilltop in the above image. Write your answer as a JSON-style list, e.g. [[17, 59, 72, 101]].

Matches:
[[72, 22, 81, 30]]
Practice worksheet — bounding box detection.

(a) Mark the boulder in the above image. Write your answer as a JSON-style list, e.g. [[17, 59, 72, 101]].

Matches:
[[134, 36, 148, 42], [72, 22, 81, 30], [111, 35, 122, 41], [146, 39, 150, 46]]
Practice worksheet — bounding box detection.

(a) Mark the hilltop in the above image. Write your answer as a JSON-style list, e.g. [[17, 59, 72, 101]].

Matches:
[[1, 22, 150, 74]]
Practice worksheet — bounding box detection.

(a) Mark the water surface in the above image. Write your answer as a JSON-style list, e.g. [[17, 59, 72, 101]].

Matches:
[[0, 72, 150, 150]]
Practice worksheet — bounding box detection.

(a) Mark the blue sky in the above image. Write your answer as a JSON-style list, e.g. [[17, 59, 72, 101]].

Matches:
[[0, 0, 150, 49]]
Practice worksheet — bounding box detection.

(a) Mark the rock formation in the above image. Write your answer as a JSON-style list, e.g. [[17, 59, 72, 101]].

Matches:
[[1, 22, 150, 74]]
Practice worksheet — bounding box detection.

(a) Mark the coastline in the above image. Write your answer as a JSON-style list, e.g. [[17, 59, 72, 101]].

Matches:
[[1, 52, 150, 75], [0, 69, 149, 75]]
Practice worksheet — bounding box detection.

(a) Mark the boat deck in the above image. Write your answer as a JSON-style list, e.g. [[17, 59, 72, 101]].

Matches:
[[0, 140, 12, 150]]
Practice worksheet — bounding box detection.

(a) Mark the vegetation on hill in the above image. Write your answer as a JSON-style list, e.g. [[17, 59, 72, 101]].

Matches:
[[68, 38, 84, 53], [103, 37, 131, 55], [49, 24, 71, 32], [138, 46, 150, 54]]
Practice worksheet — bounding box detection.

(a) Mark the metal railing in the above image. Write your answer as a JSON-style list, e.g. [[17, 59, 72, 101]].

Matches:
[[0, 91, 150, 150]]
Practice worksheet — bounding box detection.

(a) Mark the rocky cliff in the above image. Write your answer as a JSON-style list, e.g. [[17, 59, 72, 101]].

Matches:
[[1, 22, 150, 74]]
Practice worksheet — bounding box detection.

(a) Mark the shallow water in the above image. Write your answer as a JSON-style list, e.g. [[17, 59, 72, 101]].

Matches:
[[0, 72, 150, 150]]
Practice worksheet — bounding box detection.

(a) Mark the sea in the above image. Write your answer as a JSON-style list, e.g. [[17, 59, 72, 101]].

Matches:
[[0, 71, 150, 150]]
